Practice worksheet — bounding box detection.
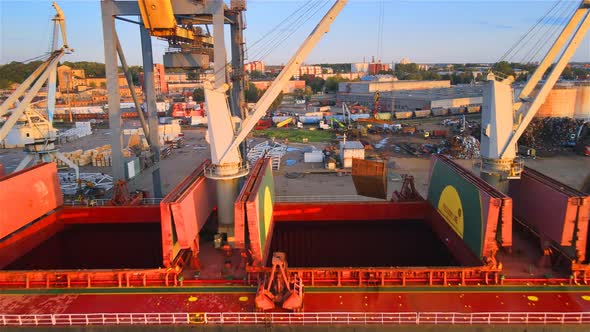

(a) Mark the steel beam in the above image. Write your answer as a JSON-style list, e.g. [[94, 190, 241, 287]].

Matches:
[[108, 0, 217, 16], [101, 0, 125, 181], [140, 25, 163, 198]]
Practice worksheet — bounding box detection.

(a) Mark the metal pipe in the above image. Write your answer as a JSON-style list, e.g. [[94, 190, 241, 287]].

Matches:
[[114, 35, 152, 148]]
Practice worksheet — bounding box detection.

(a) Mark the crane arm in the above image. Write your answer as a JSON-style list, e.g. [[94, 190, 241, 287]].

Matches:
[[499, 2, 590, 158], [137, 0, 210, 43], [0, 50, 65, 142], [218, 0, 348, 163], [52, 2, 68, 48]]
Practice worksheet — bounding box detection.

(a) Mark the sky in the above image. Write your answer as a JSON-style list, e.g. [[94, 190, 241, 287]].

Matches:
[[1, 0, 589, 66]]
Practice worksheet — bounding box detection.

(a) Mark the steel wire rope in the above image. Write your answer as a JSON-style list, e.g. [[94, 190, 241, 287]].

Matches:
[[245, 0, 318, 61], [497, 0, 563, 63], [526, 0, 580, 64], [249, 0, 327, 61], [376, 0, 385, 61], [519, 0, 575, 64], [245, 0, 315, 54], [508, 0, 564, 63], [256, 1, 330, 61]]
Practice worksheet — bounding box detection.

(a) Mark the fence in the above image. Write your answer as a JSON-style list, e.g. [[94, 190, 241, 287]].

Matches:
[[2, 312, 590, 327], [62, 198, 162, 206]]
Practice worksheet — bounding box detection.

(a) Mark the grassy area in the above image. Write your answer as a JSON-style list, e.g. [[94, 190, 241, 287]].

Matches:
[[253, 128, 335, 143]]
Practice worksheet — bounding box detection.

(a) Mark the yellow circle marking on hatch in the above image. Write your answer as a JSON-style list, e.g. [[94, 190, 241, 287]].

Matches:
[[188, 296, 198, 302], [239, 296, 248, 302], [527, 296, 539, 302], [581, 295, 590, 301]]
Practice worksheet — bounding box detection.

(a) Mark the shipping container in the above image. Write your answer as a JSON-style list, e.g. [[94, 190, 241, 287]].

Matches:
[[350, 113, 371, 121], [298, 116, 322, 124], [304, 150, 324, 163], [431, 130, 448, 138], [394, 111, 413, 119], [449, 107, 463, 115], [432, 108, 449, 116], [401, 126, 416, 134], [414, 110, 432, 118], [340, 141, 364, 168], [375, 112, 392, 120]]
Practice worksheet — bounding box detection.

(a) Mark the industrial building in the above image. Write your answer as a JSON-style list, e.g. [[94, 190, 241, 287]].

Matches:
[[338, 78, 451, 94], [338, 84, 483, 112]]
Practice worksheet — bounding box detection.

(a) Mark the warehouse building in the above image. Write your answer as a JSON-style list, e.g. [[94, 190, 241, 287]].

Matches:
[[337, 84, 483, 112], [338, 79, 451, 94]]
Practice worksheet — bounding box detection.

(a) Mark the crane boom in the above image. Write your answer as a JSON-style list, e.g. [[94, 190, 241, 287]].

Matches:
[[217, 0, 348, 164]]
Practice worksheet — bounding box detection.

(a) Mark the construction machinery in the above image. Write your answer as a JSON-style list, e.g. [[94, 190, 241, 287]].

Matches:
[[276, 117, 294, 128], [137, 0, 214, 69], [0, 2, 79, 179], [255, 252, 304, 311]]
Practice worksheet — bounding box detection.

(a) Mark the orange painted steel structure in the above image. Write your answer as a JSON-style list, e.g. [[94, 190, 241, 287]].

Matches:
[[509, 166, 589, 262], [159, 160, 216, 268], [3, 157, 590, 291], [234, 158, 266, 251], [0, 163, 63, 240]]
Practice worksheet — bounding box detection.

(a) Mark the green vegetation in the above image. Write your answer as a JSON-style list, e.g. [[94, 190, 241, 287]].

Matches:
[[253, 128, 334, 142], [0, 61, 44, 89], [301, 75, 325, 94], [193, 87, 205, 102], [395, 63, 442, 81], [317, 63, 351, 73], [245, 82, 260, 103], [62, 61, 106, 78]]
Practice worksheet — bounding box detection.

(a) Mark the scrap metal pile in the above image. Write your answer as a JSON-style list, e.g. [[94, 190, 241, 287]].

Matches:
[[519, 117, 584, 150], [58, 172, 113, 196], [445, 135, 481, 159]]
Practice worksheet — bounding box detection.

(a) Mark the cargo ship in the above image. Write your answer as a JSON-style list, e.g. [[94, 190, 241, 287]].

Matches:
[[1, 154, 589, 329], [2, 0, 590, 330]]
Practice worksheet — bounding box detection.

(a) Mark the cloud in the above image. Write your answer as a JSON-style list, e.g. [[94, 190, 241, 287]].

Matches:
[[471, 20, 514, 30]]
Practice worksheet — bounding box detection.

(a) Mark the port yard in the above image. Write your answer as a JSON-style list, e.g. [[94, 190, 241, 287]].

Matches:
[[1, 117, 587, 198]]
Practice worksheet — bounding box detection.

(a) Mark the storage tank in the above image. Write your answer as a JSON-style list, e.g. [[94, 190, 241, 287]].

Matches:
[[536, 87, 577, 118], [574, 84, 590, 120]]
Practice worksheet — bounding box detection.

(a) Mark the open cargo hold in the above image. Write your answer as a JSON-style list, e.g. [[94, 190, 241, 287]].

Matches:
[[508, 166, 589, 262], [268, 219, 457, 267], [0, 161, 218, 288], [236, 159, 486, 270]]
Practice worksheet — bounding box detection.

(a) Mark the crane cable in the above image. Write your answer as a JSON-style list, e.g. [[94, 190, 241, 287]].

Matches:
[[255, 1, 331, 61], [516, 0, 570, 64], [246, 0, 319, 61], [524, 0, 579, 64], [376, 0, 385, 62], [497, 0, 563, 64]]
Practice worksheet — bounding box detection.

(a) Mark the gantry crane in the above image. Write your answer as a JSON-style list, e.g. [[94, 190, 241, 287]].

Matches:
[[0, 2, 79, 178], [480, 0, 590, 191]]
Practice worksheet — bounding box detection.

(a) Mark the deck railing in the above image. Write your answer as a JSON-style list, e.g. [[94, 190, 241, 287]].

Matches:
[[62, 198, 162, 206], [275, 195, 382, 202], [2, 312, 590, 326]]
